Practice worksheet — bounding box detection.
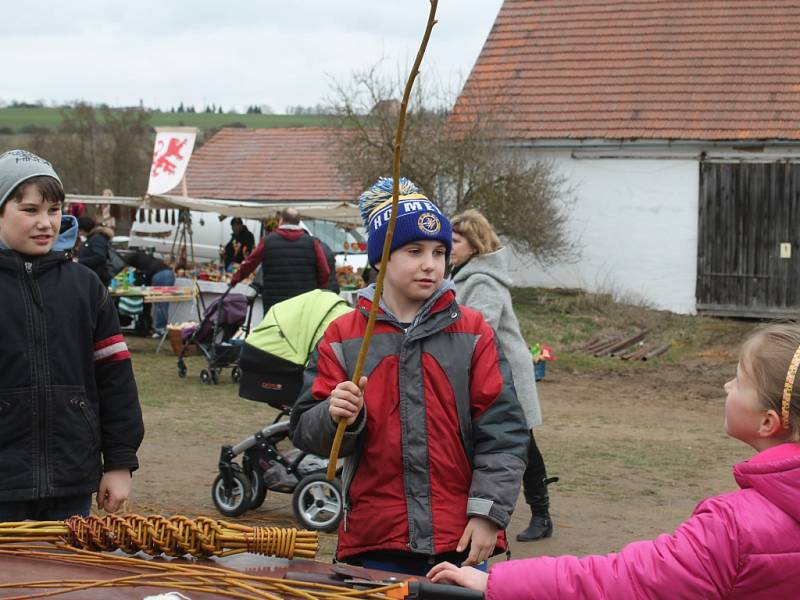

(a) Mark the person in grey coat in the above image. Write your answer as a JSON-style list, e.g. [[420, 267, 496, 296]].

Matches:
[[450, 209, 557, 542]]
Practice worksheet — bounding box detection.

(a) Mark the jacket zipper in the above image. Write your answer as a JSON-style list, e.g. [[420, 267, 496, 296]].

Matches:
[[398, 334, 417, 551], [399, 310, 457, 553], [24, 260, 50, 494]]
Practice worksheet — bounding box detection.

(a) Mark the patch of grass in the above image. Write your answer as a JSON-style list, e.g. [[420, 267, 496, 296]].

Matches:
[[127, 337, 269, 421], [0, 107, 333, 134], [512, 287, 754, 374]]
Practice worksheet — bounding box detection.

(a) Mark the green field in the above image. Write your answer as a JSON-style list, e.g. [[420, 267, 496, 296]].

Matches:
[[0, 106, 333, 133]]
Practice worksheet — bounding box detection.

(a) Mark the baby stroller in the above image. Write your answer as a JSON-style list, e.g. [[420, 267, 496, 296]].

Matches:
[[212, 290, 353, 532], [176, 285, 256, 385]]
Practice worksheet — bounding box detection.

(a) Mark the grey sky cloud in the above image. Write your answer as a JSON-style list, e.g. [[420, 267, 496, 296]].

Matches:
[[2, 1, 502, 112]]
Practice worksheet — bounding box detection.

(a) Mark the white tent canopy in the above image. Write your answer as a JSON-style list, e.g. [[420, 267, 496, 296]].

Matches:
[[65, 193, 362, 227]]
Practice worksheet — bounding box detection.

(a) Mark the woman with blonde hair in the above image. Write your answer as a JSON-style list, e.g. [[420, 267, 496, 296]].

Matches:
[[450, 208, 557, 542]]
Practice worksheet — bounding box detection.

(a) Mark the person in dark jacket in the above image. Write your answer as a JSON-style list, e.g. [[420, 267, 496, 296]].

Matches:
[[77, 223, 115, 286], [230, 208, 331, 311], [123, 250, 175, 335], [223, 217, 255, 268], [319, 239, 340, 293], [70, 215, 96, 256], [0, 150, 144, 521]]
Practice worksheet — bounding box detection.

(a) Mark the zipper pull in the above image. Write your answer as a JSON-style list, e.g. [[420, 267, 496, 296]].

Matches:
[[24, 261, 32, 275]]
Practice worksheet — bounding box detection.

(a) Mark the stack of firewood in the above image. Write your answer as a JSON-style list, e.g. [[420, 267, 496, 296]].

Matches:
[[575, 329, 671, 361]]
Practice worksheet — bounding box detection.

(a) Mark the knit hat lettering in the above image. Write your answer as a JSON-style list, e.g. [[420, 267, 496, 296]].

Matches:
[[370, 199, 442, 232]]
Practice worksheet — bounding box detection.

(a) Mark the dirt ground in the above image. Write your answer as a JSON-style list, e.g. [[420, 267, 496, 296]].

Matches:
[[124, 326, 752, 565]]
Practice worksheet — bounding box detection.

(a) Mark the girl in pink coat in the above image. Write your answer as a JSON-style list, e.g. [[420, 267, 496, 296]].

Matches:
[[429, 323, 800, 599]]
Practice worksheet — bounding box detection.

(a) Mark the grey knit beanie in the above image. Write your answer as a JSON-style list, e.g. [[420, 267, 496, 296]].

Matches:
[[0, 150, 62, 210]]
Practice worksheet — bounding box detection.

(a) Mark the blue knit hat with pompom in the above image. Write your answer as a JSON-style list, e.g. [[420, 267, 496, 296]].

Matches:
[[358, 177, 451, 267]]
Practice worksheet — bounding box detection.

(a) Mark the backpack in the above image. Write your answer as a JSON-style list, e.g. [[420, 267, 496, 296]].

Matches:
[[104, 247, 127, 281]]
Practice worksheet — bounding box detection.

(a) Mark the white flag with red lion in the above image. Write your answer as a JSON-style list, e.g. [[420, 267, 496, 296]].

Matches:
[[146, 127, 197, 195]]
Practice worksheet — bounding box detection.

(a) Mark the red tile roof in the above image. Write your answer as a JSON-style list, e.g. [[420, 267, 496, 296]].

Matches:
[[171, 128, 361, 201], [454, 0, 800, 141]]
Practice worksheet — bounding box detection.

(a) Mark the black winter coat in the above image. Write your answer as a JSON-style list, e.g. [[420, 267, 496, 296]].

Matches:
[[260, 231, 320, 309], [0, 249, 144, 501], [77, 226, 114, 286], [319, 241, 340, 294]]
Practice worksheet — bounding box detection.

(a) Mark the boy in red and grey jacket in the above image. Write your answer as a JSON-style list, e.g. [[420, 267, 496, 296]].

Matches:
[[0, 150, 144, 521], [290, 178, 527, 575]]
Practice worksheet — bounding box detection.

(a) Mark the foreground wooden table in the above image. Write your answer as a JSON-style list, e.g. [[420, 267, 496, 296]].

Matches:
[[0, 550, 404, 599]]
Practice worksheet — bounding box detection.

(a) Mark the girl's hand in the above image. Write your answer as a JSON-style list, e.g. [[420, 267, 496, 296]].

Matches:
[[96, 469, 132, 513], [329, 376, 367, 426], [428, 561, 489, 591], [458, 516, 499, 566]]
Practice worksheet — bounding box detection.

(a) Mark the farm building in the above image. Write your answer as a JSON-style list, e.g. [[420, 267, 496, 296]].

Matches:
[[455, 0, 800, 316], [159, 126, 363, 247], [172, 127, 361, 211]]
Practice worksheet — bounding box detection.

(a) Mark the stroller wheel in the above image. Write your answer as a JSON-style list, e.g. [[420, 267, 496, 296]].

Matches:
[[231, 366, 242, 384], [211, 470, 251, 517], [211, 369, 220, 385], [200, 369, 212, 385], [248, 467, 267, 510], [292, 473, 344, 533]]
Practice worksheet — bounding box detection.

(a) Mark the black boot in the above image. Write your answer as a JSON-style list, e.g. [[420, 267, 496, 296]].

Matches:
[[517, 477, 558, 542]]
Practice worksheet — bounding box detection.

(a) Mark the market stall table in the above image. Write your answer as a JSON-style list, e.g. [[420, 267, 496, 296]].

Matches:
[[109, 285, 197, 304], [109, 286, 197, 352]]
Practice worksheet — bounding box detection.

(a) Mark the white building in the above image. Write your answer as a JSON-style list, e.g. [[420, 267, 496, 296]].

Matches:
[[456, 0, 800, 317]]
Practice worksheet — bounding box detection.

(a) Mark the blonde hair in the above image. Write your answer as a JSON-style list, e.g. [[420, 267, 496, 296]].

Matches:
[[450, 209, 501, 256], [740, 323, 800, 441]]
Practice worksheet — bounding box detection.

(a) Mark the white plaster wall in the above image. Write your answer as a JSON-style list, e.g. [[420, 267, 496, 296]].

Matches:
[[507, 150, 699, 313]]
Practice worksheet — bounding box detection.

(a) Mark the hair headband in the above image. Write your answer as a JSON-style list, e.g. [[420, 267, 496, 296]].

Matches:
[[781, 344, 800, 429]]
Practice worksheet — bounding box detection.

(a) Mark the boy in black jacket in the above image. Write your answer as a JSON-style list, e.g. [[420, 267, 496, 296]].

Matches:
[[0, 150, 144, 521]]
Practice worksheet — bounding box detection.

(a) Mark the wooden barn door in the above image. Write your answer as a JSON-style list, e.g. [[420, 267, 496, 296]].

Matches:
[[697, 161, 800, 317]]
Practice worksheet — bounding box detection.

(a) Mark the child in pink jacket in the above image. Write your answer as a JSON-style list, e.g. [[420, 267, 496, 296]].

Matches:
[[429, 322, 800, 599]]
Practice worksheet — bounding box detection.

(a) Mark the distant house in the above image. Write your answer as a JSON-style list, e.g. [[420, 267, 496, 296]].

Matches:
[[455, 0, 800, 316], [371, 99, 402, 117], [175, 127, 361, 205]]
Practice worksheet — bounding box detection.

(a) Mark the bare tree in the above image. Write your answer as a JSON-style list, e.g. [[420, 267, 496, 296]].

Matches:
[[326, 66, 574, 265], [31, 103, 153, 196], [99, 106, 153, 196], [34, 104, 101, 194]]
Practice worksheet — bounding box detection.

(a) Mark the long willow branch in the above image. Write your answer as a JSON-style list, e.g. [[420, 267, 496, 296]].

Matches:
[[327, 0, 440, 481]]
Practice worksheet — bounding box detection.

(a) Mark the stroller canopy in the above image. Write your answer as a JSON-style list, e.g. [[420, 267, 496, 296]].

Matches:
[[246, 290, 352, 366], [182, 293, 249, 344]]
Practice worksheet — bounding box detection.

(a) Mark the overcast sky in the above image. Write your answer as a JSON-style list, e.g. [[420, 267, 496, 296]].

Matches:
[[2, 1, 503, 113]]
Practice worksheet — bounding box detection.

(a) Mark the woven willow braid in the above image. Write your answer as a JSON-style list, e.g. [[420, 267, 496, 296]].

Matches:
[[64, 515, 318, 559]]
